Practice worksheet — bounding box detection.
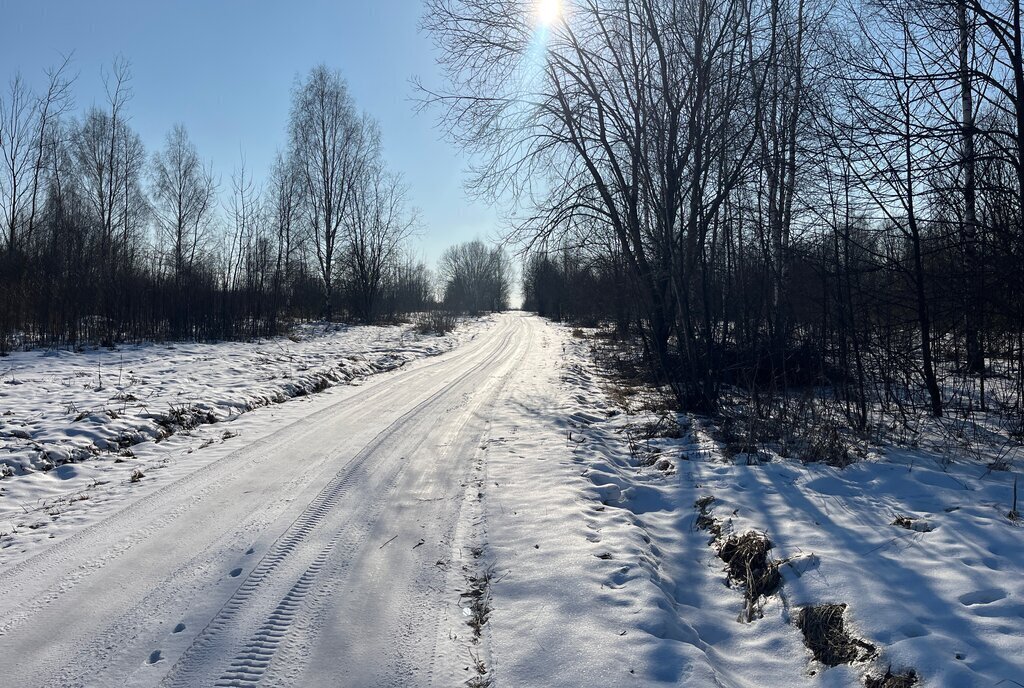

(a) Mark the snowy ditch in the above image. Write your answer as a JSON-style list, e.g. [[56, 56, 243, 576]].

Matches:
[[480, 322, 1023, 686]]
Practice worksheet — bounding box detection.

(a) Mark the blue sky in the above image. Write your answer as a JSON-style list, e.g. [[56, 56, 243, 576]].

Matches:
[[0, 0, 501, 268]]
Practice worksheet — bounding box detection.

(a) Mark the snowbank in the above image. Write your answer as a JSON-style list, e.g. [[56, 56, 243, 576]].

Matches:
[[0, 321, 473, 476]]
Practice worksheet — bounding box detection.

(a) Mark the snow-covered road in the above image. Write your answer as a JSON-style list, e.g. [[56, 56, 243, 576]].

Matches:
[[0, 313, 534, 687], [5, 312, 1021, 687]]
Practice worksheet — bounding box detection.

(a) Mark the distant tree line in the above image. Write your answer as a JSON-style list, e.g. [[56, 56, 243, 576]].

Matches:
[[0, 61, 437, 350], [439, 239, 512, 314], [425, 0, 1024, 421]]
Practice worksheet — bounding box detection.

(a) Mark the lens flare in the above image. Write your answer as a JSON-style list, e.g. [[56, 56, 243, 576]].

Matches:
[[537, 0, 561, 26]]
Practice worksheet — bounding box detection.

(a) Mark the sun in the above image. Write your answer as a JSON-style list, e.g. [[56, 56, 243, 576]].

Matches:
[[537, 0, 562, 26]]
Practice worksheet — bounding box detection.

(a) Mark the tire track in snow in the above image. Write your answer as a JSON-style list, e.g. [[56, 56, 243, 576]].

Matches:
[[415, 315, 538, 688], [0, 319, 504, 642], [159, 319, 520, 687], [0, 319, 517, 688], [371, 317, 532, 687]]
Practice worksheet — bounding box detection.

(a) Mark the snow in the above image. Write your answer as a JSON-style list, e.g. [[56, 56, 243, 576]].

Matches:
[[475, 320, 1024, 686], [0, 322, 466, 475], [0, 318, 486, 564], [0, 312, 520, 687], [0, 312, 1020, 686]]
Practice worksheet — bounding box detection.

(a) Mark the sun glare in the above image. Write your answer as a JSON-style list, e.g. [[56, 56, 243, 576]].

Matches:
[[537, 0, 562, 26]]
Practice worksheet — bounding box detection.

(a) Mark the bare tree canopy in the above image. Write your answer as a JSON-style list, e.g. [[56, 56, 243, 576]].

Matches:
[[0, 59, 434, 349], [423, 0, 1024, 419], [288, 65, 379, 321], [439, 239, 512, 314], [343, 165, 418, 323], [150, 124, 217, 280]]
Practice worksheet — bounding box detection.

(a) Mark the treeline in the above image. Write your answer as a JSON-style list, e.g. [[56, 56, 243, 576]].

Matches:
[[426, 0, 1024, 421], [439, 239, 512, 314], [0, 61, 436, 350]]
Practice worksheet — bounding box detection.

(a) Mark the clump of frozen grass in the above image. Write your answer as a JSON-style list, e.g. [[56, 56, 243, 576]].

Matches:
[[1008, 476, 1020, 522], [796, 603, 876, 667], [718, 531, 781, 622], [692, 496, 781, 621], [694, 495, 722, 539], [464, 648, 492, 688], [157, 403, 215, 432], [865, 666, 918, 688], [460, 547, 495, 687], [891, 515, 934, 532], [462, 564, 494, 640]]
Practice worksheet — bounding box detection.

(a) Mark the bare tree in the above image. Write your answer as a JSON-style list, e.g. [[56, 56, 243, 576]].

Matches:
[[26, 57, 75, 252], [439, 240, 511, 314], [0, 74, 36, 256], [958, 0, 984, 373], [149, 124, 217, 335], [288, 65, 376, 320], [343, 163, 417, 323], [423, 0, 769, 408], [151, 124, 217, 282], [267, 150, 304, 313], [73, 58, 148, 336], [224, 154, 260, 295]]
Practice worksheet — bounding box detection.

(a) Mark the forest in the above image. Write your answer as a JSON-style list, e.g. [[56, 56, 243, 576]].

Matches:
[[424, 0, 1024, 436], [0, 61, 511, 351]]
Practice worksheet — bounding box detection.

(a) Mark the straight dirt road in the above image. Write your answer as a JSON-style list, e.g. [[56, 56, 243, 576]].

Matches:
[[0, 313, 536, 687]]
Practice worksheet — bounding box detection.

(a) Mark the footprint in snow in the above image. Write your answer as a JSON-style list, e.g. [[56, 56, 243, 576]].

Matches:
[[898, 622, 928, 639], [981, 556, 1003, 571], [958, 588, 1007, 606], [147, 650, 163, 665], [230, 567, 243, 578], [172, 623, 186, 633]]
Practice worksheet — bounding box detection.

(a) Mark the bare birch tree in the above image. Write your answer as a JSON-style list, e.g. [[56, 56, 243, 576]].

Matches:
[[288, 65, 376, 320]]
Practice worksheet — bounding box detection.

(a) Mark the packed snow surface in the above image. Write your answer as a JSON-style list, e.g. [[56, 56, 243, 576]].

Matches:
[[479, 321, 1023, 687], [0, 313, 518, 687], [0, 313, 1020, 687], [0, 320, 480, 563]]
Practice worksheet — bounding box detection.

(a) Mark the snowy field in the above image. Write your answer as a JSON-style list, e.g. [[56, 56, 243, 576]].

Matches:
[[475, 322, 1023, 687], [0, 318, 487, 564], [0, 313, 1019, 687]]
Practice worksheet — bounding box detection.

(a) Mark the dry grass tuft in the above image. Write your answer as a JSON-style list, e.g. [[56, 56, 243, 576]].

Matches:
[[694, 495, 722, 539], [718, 531, 781, 621], [464, 648, 492, 687], [865, 667, 918, 688], [461, 565, 494, 641], [891, 515, 934, 532], [797, 604, 877, 666]]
